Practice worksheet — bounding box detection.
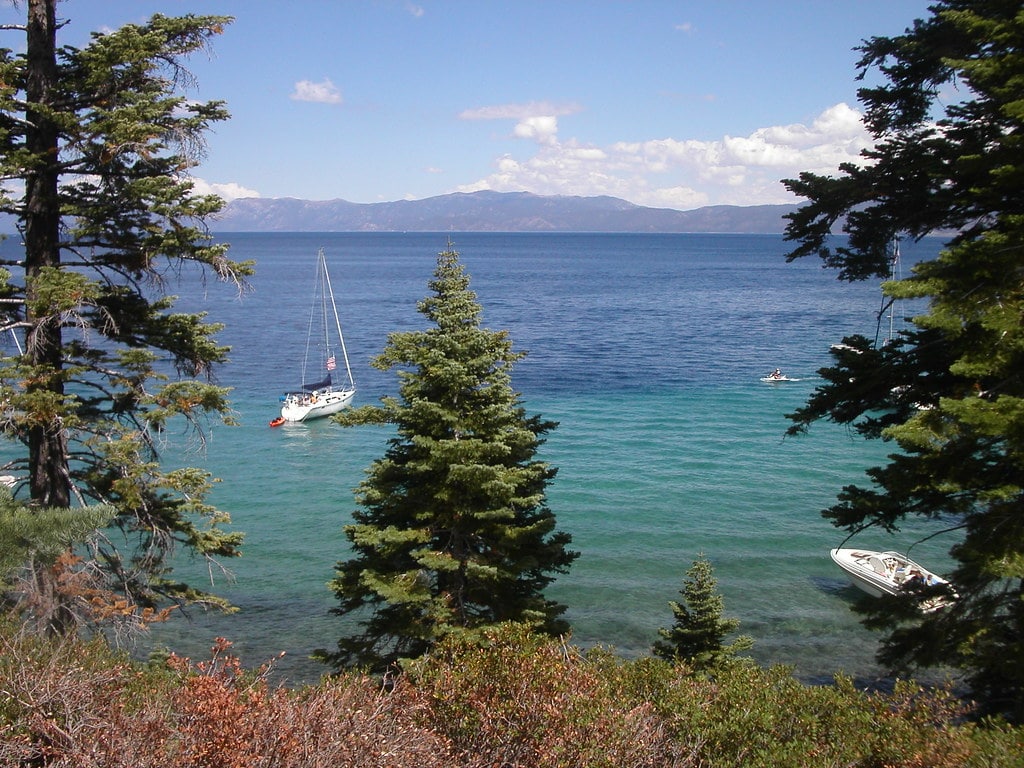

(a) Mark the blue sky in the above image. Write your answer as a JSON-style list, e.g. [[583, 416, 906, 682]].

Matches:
[[4, 0, 937, 210]]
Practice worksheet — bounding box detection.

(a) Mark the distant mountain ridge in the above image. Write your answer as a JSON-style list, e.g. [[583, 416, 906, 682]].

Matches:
[[214, 191, 797, 234]]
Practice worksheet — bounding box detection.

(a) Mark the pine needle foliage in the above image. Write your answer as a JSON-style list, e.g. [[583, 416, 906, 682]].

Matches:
[[321, 244, 577, 672], [782, 0, 1024, 721], [0, 1, 249, 634], [0, 487, 114, 579], [652, 553, 753, 670]]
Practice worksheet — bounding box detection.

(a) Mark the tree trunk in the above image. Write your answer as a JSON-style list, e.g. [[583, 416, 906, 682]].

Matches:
[[23, 0, 73, 636], [24, 0, 70, 509]]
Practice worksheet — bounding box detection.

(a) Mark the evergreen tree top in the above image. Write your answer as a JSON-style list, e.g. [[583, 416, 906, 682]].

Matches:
[[323, 243, 575, 672]]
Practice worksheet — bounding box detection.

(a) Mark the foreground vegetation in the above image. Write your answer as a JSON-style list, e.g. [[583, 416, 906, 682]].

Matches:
[[1, 622, 1021, 768]]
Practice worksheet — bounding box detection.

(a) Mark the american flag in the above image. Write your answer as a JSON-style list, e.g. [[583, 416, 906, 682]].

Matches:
[[326, 355, 337, 371]]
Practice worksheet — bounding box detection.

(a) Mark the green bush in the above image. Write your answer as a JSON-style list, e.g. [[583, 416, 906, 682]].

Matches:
[[405, 625, 1019, 768]]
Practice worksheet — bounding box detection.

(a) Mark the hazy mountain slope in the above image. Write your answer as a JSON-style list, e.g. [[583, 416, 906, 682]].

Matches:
[[213, 191, 796, 233]]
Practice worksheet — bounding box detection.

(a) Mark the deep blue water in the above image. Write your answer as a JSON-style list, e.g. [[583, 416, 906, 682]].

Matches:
[[3, 232, 952, 685]]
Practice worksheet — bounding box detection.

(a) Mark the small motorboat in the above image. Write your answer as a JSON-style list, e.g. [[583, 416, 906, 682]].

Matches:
[[830, 547, 954, 611], [761, 368, 798, 382]]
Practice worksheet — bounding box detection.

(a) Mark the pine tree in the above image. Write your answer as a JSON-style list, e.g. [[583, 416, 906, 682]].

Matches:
[[0, 1, 248, 633], [321, 243, 577, 671], [782, 0, 1024, 720], [653, 554, 752, 670]]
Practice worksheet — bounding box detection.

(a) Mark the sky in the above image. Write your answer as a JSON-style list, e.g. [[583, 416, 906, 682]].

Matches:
[[2, 0, 939, 211]]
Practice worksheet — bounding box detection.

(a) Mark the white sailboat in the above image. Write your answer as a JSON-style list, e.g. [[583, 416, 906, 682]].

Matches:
[[828, 236, 903, 355], [271, 248, 355, 425]]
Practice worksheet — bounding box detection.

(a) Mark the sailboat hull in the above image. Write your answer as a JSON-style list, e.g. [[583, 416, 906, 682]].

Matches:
[[280, 387, 355, 422]]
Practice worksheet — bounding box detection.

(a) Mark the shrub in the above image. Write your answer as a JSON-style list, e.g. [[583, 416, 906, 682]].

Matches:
[[1, 619, 1021, 767], [646, 662, 975, 767], [0, 624, 453, 767], [405, 622, 683, 767]]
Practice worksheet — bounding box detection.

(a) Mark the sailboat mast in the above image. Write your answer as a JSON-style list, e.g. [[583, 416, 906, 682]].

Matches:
[[887, 236, 900, 344], [321, 249, 355, 389], [876, 235, 903, 347], [319, 250, 330, 360]]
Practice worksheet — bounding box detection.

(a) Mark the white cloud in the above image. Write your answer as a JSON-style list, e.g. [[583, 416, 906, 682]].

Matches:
[[405, 2, 425, 17], [290, 79, 343, 104], [460, 101, 582, 150], [190, 178, 261, 202], [456, 102, 872, 209], [459, 101, 582, 121], [513, 115, 559, 145]]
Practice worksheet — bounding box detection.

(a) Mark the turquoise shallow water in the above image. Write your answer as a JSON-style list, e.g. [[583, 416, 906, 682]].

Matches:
[[3, 232, 952, 685]]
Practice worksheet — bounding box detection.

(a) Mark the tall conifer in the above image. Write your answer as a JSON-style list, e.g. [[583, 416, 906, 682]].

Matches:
[[0, 1, 247, 633], [782, 0, 1024, 720], [322, 244, 577, 671]]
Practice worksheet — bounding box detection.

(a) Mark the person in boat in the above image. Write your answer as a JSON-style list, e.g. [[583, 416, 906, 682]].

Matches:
[[770, 368, 783, 379]]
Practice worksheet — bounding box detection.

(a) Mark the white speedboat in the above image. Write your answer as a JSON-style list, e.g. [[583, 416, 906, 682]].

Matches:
[[830, 547, 954, 611], [272, 248, 356, 425]]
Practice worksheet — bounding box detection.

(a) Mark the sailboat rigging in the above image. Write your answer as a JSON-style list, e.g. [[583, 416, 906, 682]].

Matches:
[[877, 236, 902, 347], [271, 248, 355, 425]]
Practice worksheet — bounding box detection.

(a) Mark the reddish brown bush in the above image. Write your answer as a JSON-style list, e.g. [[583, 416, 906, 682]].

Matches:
[[162, 638, 453, 768], [405, 624, 687, 767], [0, 630, 453, 767]]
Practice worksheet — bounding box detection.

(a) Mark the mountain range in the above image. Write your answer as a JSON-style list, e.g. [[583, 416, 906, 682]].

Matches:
[[213, 191, 797, 234]]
